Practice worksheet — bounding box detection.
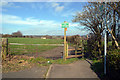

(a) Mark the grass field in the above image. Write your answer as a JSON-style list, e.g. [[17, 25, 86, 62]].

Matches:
[[8, 38, 63, 55], [8, 38, 63, 44]]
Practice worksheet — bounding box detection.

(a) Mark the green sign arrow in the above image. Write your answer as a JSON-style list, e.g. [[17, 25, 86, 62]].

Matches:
[[61, 22, 69, 28]]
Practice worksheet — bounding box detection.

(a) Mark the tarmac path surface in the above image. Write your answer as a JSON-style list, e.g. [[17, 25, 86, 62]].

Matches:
[[3, 66, 48, 78], [2, 60, 100, 80], [47, 60, 100, 80]]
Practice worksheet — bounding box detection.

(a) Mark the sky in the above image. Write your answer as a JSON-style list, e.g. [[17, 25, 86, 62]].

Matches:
[[1, 2, 89, 36]]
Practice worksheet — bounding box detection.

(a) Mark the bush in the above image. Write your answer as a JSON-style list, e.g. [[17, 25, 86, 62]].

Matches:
[[107, 49, 120, 70], [66, 35, 82, 45], [106, 49, 120, 80], [86, 34, 100, 59], [91, 49, 120, 80]]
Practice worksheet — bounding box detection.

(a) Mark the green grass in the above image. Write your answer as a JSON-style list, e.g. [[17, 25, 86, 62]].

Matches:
[[8, 38, 63, 55], [27, 57, 79, 66], [51, 58, 79, 64], [8, 38, 63, 44], [9, 45, 57, 55]]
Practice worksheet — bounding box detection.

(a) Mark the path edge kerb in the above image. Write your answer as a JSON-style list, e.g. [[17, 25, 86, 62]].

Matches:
[[45, 64, 53, 79]]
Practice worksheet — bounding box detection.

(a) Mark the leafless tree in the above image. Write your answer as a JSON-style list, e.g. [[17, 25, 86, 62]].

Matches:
[[73, 2, 120, 50], [12, 31, 22, 37]]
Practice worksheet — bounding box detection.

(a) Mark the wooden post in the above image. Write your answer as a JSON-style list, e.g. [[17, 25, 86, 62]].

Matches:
[[75, 50, 77, 58], [66, 43, 68, 57], [2, 38, 8, 60], [87, 34, 88, 40], [82, 39, 84, 58], [64, 28, 66, 61], [75, 45, 78, 57]]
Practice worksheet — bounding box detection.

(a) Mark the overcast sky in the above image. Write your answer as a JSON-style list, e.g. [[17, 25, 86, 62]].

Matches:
[[1, 2, 89, 36]]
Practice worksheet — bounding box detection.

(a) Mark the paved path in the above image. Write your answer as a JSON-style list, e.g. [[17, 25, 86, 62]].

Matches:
[[3, 66, 48, 78], [47, 60, 100, 79]]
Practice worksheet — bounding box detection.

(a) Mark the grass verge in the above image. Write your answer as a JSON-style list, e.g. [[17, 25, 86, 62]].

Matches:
[[2, 56, 79, 73]]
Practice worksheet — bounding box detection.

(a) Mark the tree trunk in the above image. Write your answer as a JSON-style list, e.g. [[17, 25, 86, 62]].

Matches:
[[97, 34, 102, 58], [107, 28, 120, 49], [112, 10, 116, 48], [107, 31, 109, 49]]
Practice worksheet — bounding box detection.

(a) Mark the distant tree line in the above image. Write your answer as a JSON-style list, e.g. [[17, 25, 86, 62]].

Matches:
[[2, 31, 23, 38], [2, 31, 63, 39]]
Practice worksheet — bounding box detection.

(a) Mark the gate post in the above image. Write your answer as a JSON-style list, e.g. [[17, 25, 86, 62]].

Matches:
[[75, 45, 78, 57], [82, 39, 84, 58], [2, 38, 8, 60], [66, 43, 68, 57], [64, 28, 66, 61]]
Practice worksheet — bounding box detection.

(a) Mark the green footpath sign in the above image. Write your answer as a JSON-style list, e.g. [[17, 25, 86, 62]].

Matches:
[[61, 22, 69, 28]]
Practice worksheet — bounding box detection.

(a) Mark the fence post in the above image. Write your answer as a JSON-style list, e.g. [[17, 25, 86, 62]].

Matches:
[[2, 38, 8, 60], [82, 39, 84, 58], [75, 45, 78, 58]]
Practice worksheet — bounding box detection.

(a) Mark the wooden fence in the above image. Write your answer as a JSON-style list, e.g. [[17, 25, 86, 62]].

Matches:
[[1, 38, 84, 60], [1, 38, 64, 60], [9, 43, 64, 46]]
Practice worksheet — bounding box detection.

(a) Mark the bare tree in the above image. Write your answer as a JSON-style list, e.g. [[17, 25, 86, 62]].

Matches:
[[12, 31, 22, 37], [73, 2, 120, 50], [72, 2, 106, 56], [106, 2, 120, 49]]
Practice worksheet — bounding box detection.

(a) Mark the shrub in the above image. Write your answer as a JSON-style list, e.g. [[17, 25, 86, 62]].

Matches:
[[107, 49, 120, 70], [66, 35, 82, 45], [106, 49, 120, 80], [86, 34, 100, 59]]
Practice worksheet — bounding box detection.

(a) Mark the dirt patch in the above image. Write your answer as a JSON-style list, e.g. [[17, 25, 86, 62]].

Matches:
[[25, 46, 64, 59], [25, 46, 75, 60]]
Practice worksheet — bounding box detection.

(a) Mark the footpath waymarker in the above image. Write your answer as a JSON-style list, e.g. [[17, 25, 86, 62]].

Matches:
[[61, 21, 69, 61], [61, 22, 69, 28]]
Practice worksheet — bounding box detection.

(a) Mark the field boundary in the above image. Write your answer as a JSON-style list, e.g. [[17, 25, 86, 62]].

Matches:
[[9, 43, 64, 46]]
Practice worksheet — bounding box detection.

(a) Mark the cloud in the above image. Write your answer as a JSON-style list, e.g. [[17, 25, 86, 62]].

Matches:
[[70, 23, 79, 27], [52, 3, 59, 7], [62, 9, 76, 17], [51, 3, 64, 12], [2, 14, 80, 27], [0, 1, 21, 8], [0, 2, 13, 7], [55, 6, 64, 12], [31, 3, 43, 10], [1, 14, 60, 28], [31, 3, 36, 9]]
